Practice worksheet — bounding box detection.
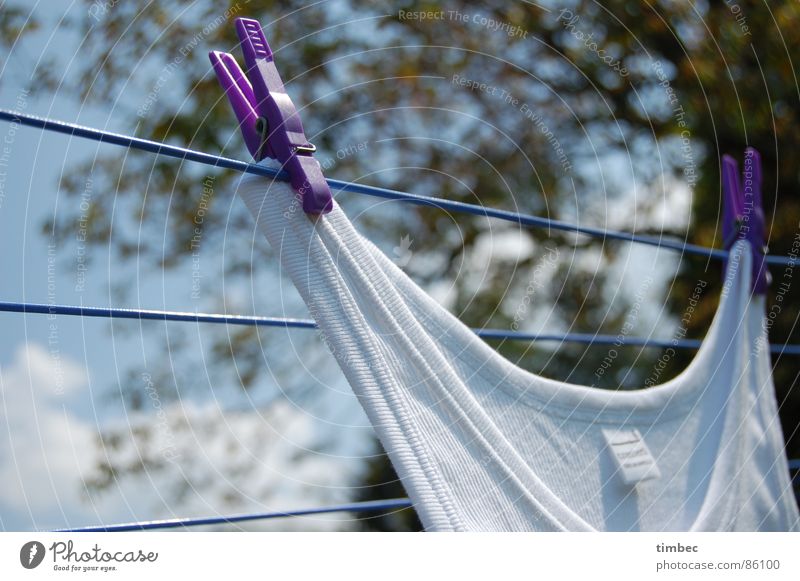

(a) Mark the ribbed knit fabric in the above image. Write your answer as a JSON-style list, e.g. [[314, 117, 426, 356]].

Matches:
[[236, 173, 800, 532]]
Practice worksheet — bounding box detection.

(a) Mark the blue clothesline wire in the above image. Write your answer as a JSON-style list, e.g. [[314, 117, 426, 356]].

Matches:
[[54, 498, 414, 532], [0, 109, 794, 266], [4, 300, 800, 355], [55, 464, 800, 531]]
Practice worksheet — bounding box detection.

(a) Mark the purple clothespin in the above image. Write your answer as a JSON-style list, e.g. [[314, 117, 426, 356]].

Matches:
[[721, 147, 770, 294], [209, 18, 333, 214]]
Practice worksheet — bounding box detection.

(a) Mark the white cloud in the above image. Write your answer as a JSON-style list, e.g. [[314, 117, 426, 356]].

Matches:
[[0, 342, 95, 528], [0, 342, 367, 531], [92, 398, 363, 531]]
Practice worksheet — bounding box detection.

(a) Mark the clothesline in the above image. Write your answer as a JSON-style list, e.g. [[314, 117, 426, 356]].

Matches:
[[3, 300, 800, 355], [54, 498, 414, 532], [56, 460, 800, 531], [0, 109, 794, 266]]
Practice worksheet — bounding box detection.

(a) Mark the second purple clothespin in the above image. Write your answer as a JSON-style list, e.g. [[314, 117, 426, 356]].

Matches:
[[721, 147, 770, 294], [209, 17, 333, 214]]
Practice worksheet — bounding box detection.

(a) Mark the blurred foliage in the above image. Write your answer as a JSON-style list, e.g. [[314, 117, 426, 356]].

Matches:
[[8, 0, 800, 527]]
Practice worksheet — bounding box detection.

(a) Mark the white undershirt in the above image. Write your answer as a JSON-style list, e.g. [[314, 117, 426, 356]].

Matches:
[[237, 174, 800, 531]]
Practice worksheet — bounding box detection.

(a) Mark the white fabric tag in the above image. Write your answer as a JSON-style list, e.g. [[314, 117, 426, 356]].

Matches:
[[602, 428, 661, 486]]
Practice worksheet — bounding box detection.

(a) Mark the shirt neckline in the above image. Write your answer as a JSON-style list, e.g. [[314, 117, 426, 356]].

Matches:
[[465, 241, 754, 531]]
